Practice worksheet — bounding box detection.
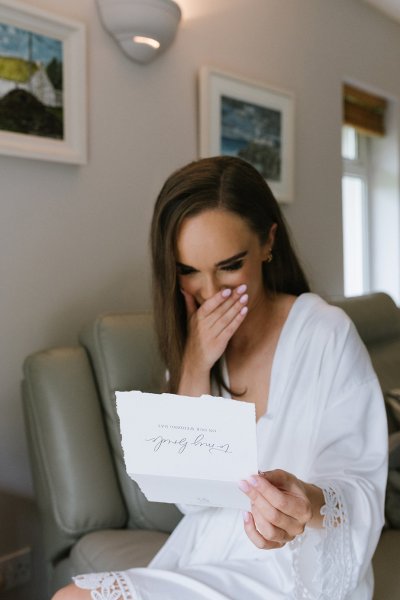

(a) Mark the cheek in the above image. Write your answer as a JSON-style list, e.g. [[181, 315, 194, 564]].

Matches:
[[177, 275, 197, 295], [241, 262, 264, 293], [219, 271, 249, 287]]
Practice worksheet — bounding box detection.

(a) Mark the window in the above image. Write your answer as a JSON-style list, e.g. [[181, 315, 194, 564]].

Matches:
[[341, 126, 370, 296], [342, 84, 400, 304]]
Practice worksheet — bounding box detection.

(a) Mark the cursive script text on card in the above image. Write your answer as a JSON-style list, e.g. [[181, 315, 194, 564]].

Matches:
[[145, 433, 232, 455]]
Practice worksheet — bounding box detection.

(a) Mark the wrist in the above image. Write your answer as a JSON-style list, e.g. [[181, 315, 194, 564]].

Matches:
[[178, 361, 211, 397], [180, 357, 210, 381], [182, 344, 214, 371], [303, 482, 325, 529]]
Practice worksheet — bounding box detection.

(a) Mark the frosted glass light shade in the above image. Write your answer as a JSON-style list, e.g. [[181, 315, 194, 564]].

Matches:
[[96, 0, 181, 64]]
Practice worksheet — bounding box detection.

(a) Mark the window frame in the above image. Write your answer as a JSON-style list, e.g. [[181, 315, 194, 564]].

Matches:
[[341, 126, 371, 296]]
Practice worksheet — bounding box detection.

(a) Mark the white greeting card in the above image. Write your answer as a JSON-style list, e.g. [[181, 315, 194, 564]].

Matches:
[[116, 391, 258, 510]]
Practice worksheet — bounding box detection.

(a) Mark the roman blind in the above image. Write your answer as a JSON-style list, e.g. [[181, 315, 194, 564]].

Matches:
[[343, 84, 387, 136]]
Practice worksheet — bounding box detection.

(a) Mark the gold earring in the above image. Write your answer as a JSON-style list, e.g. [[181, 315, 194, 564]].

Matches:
[[266, 251, 273, 263]]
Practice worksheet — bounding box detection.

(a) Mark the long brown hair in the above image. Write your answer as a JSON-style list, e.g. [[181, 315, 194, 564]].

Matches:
[[150, 156, 310, 393]]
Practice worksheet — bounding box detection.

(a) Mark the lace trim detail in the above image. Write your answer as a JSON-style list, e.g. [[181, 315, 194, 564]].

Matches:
[[73, 572, 134, 600], [291, 483, 353, 600]]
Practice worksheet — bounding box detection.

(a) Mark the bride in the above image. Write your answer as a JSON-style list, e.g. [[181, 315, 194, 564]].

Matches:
[[54, 156, 387, 600]]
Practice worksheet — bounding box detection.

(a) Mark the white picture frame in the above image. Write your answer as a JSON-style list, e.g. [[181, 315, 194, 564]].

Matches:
[[0, 0, 86, 164], [199, 66, 294, 203]]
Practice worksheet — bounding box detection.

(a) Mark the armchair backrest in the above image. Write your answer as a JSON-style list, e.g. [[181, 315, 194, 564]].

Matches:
[[331, 292, 400, 394]]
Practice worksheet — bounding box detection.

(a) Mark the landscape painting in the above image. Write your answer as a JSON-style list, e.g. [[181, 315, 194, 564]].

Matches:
[[199, 67, 294, 203], [0, 22, 63, 139], [221, 95, 281, 181]]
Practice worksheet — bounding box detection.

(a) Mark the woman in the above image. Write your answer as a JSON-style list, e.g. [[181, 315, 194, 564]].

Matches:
[[54, 156, 387, 600]]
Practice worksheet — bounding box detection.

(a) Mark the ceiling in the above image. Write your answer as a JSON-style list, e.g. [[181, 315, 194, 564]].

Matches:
[[362, 0, 400, 24]]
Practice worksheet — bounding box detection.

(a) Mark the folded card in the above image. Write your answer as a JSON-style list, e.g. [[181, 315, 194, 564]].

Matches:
[[116, 391, 258, 510]]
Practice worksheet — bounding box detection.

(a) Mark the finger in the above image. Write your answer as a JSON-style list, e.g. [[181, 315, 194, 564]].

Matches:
[[198, 287, 234, 319], [240, 479, 302, 539], [207, 295, 245, 331], [258, 471, 312, 522], [215, 304, 248, 342], [251, 493, 305, 537], [243, 511, 285, 550], [199, 284, 247, 321], [260, 469, 303, 495], [180, 289, 197, 319], [251, 503, 300, 542], [246, 475, 311, 523], [213, 295, 248, 336]]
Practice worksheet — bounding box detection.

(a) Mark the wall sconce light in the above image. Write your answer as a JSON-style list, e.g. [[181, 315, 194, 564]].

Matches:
[[96, 0, 181, 64]]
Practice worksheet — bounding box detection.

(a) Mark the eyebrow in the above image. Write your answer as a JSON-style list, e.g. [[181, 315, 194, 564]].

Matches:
[[176, 251, 248, 270], [216, 251, 248, 267]]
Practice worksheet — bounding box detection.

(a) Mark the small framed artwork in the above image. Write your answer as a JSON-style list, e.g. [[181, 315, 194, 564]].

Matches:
[[199, 67, 294, 203], [0, 0, 86, 164]]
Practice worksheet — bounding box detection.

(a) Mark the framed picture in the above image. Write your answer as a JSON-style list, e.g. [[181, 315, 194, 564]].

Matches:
[[199, 67, 294, 203], [0, 0, 86, 164]]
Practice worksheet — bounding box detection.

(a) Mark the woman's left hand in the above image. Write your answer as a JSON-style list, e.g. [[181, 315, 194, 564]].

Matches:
[[239, 470, 323, 550]]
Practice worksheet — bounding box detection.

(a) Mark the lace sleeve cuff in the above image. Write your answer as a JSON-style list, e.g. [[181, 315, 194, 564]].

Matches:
[[291, 483, 354, 600], [73, 572, 135, 600]]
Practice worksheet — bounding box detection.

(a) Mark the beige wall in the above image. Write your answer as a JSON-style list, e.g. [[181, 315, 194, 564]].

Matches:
[[0, 0, 399, 597]]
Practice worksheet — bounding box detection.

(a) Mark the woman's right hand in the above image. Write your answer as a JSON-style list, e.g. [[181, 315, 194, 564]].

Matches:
[[181, 284, 249, 376]]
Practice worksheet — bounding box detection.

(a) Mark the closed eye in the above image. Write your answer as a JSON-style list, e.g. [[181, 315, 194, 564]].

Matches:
[[176, 264, 197, 276], [221, 260, 244, 272]]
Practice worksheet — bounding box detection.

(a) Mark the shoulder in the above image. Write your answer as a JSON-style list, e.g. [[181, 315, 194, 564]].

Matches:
[[291, 293, 375, 386], [291, 293, 353, 338]]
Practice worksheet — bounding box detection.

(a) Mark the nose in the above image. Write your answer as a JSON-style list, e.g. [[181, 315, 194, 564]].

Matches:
[[200, 275, 220, 302]]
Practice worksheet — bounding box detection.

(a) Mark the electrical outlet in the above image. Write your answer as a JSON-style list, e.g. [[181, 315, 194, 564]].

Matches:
[[0, 547, 32, 591]]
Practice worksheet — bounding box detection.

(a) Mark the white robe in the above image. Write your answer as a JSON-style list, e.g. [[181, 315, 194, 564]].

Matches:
[[74, 293, 388, 600]]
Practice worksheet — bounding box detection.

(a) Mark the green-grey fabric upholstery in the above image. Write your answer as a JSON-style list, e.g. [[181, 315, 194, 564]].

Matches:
[[22, 293, 400, 599], [22, 314, 182, 597], [331, 293, 400, 599], [79, 313, 182, 532], [332, 292, 400, 431], [70, 530, 169, 573], [22, 348, 127, 584]]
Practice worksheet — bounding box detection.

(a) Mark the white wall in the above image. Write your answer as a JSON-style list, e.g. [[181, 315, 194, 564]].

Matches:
[[1, 0, 399, 597]]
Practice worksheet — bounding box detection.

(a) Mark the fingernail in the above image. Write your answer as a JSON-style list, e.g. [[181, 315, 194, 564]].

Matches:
[[239, 293, 248, 304], [242, 511, 250, 523], [236, 284, 247, 294], [239, 480, 250, 493], [222, 288, 232, 298], [240, 306, 248, 316], [248, 476, 258, 487]]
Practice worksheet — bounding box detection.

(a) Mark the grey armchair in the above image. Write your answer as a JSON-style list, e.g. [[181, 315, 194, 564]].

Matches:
[[22, 313, 182, 597], [22, 293, 400, 598]]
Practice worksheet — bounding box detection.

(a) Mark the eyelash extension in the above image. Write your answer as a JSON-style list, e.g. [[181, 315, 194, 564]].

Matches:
[[176, 265, 196, 276], [177, 260, 244, 275], [222, 261, 244, 272]]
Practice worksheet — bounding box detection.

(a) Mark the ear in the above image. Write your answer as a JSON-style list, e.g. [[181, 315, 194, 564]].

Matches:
[[261, 223, 277, 260]]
